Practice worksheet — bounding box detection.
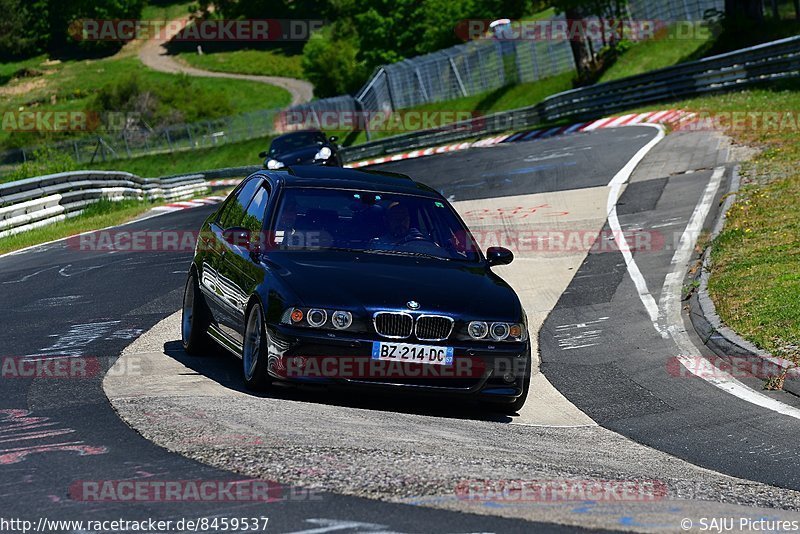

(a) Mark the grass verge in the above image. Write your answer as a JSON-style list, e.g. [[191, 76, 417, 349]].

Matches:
[[632, 80, 800, 361], [178, 49, 305, 79], [0, 54, 291, 150], [0, 198, 159, 255], [598, 28, 715, 83], [87, 135, 273, 177]]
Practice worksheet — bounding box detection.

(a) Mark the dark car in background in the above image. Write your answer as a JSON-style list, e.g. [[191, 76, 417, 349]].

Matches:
[[260, 130, 342, 170], [181, 166, 530, 413]]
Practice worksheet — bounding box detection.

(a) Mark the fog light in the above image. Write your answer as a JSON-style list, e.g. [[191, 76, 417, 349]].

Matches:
[[468, 321, 488, 339], [491, 322, 510, 341], [331, 310, 352, 330], [307, 309, 327, 327], [290, 309, 304, 323]]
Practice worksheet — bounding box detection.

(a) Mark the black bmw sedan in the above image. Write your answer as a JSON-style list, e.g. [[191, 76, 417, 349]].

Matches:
[[259, 129, 342, 169], [181, 166, 530, 413]]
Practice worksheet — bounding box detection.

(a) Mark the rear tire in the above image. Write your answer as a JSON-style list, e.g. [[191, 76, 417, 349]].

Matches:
[[181, 272, 213, 355], [242, 302, 273, 391]]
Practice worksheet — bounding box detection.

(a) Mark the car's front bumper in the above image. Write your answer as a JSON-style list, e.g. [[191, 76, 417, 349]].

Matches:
[[266, 324, 530, 402]]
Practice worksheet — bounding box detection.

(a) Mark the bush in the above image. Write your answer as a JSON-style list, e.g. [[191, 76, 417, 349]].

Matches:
[[6, 145, 78, 181], [301, 29, 366, 98], [91, 73, 234, 129]]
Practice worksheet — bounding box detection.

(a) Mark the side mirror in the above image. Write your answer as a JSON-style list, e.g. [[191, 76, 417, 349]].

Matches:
[[329, 136, 338, 143], [258, 151, 268, 158], [486, 246, 514, 267]]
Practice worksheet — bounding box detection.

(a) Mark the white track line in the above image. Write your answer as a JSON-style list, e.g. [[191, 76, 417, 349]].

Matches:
[[606, 123, 668, 337], [658, 167, 800, 420]]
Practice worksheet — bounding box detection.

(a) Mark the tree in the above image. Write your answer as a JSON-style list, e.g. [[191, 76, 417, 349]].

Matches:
[[301, 28, 365, 97], [551, 0, 628, 80], [47, 0, 146, 54], [724, 0, 763, 21], [0, 0, 49, 59]]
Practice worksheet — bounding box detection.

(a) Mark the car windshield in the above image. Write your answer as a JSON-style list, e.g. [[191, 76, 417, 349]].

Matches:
[[269, 132, 325, 155], [272, 187, 480, 262]]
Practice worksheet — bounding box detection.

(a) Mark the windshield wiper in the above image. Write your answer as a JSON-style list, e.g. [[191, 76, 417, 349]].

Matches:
[[361, 249, 451, 261]]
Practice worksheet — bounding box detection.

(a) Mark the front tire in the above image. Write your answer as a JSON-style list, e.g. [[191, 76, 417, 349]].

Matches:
[[181, 272, 213, 355], [242, 302, 273, 391]]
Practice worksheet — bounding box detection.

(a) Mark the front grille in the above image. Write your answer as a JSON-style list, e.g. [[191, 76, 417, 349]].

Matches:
[[374, 312, 414, 339], [415, 315, 454, 341]]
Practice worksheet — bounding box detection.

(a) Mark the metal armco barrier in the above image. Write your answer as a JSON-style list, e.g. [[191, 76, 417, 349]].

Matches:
[[340, 34, 800, 163], [4, 34, 800, 239], [0, 171, 207, 238]]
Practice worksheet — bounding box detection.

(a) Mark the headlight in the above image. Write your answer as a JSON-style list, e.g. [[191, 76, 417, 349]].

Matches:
[[331, 311, 353, 330], [466, 321, 526, 342], [307, 309, 327, 327], [468, 321, 488, 339], [490, 322, 510, 341], [314, 146, 332, 160], [267, 159, 285, 170], [282, 307, 355, 331]]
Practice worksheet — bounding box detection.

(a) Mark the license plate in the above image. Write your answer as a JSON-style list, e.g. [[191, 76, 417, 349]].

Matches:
[[371, 341, 454, 366]]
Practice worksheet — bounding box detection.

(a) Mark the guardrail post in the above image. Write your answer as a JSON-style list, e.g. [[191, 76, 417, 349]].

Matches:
[[415, 68, 430, 103], [449, 57, 468, 97]]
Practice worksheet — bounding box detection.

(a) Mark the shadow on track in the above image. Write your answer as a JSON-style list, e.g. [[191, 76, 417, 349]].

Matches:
[[162, 340, 516, 423]]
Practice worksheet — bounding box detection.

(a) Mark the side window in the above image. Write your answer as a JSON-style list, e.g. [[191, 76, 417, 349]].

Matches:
[[217, 178, 261, 229], [241, 184, 270, 233]]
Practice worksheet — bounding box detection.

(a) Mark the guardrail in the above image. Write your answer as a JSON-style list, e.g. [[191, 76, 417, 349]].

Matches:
[[0, 171, 207, 238], [340, 34, 800, 163], [3, 34, 800, 239]]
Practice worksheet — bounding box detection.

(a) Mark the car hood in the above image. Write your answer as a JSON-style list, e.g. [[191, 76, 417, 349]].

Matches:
[[265, 251, 522, 320], [272, 146, 322, 165]]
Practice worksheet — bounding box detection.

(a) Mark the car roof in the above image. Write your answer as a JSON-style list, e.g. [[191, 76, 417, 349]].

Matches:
[[271, 129, 324, 141], [263, 166, 441, 197]]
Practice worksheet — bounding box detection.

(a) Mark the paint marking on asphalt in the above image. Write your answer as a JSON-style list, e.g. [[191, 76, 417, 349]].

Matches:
[[605, 123, 668, 338], [658, 166, 800, 421], [1, 265, 60, 284], [280, 519, 395, 534]]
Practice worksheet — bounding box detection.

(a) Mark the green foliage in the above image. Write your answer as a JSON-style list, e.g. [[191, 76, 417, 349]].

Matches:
[[210, 0, 538, 97], [6, 145, 78, 181], [91, 72, 234, 127], [0, 0, 145, 60], [0, 0, 49, 58], [179, 49, 305, 79], [301, 28, 365, 97]]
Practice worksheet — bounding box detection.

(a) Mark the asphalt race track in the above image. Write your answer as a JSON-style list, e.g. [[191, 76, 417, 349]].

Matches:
[[3, 125, 800, 532]]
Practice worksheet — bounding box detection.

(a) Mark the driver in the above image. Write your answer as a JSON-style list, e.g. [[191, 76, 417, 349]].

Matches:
[[378, 202, 425, 244]]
